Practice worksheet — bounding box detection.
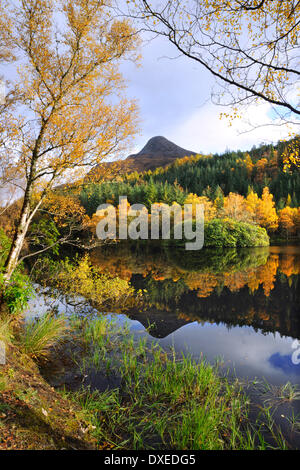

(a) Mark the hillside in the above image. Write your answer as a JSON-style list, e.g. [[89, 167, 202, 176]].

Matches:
[[89, 136, 197, 179], [79, 137, 300, 240], [136, 141, 300, 206], [124, 136, 197, 172], [83, 139, 300, 210]]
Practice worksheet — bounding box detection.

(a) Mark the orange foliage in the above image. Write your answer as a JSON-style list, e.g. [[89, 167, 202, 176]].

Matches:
[[246, 187, 279, 231], [278, 206, 298, 237], [223, 193, 252, 222], [184, 194, 216, 220], [0, 0, 140, 280], [44, 193, 90, 228], [255, 158, 268, 183]]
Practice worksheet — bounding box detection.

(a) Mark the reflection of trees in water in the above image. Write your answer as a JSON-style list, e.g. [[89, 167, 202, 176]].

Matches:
[[165, 246, 269, 273], [130, 275, 300, 340], [90, 243, 300, 338], [92, 243, 270, 278], [90, 243, 300, 298], [178, 278, 300, 340]]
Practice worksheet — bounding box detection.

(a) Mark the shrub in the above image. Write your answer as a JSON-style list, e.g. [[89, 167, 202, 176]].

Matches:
[[0, 229, 33, 314], [1, 271, 33, 314], [205, 219, 269, 247], [169, 218, 269, 248]]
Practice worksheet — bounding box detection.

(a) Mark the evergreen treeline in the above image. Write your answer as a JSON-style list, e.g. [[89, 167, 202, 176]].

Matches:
[[80, 180, 188, 216], [127, 142, 300, 208], [80, 140, 300, 212], [78, 140, 300, 241]]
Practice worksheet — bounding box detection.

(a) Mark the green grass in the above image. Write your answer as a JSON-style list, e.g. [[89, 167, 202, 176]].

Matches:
[[61, 315, 294, 450], [0, 314, 13, 347], [261, 381, 300, 406], [0, 302, 297, 450], [0, 376, 8, 392], [20, 313, 69, 359]]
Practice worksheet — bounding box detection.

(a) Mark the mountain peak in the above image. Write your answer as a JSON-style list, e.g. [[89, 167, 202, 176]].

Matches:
[[137, 136, 177, 155], [89, 136, 197, 178], [130, 136, 196, 161]]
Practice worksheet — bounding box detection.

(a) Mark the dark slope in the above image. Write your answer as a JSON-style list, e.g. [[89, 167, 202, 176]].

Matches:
[[88, 136, 197, 179], [125, 136, 197, 172]]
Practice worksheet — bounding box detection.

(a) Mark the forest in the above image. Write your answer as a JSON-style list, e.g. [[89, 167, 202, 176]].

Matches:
[[79, 138, 300, 242]]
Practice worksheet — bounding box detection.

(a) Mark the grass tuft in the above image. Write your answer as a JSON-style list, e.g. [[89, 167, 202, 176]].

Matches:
[[20, 313, 69, 359]]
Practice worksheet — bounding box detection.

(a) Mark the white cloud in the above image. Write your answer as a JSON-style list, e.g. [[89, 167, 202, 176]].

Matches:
[[167, 101, 299, 154]]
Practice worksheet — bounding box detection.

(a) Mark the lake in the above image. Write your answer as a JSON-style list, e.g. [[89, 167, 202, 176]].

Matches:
[[25, 242, 300, 445], [89, 243, 300, 388], [26, 242, 300, 388]]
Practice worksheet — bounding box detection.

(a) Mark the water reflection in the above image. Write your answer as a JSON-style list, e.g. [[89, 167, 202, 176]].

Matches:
[[91, 243, 300, 385]]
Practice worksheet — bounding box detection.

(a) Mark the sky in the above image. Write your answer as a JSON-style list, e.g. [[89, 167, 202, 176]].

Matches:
[[120, 33, 297, 157], [0, 5, 297, 163]]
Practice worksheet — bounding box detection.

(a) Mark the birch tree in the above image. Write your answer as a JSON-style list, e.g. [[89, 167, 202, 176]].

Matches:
[[0, 0, 140, 283]]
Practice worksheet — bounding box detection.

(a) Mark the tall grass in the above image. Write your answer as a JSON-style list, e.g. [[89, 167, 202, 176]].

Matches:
[[20, 313, 69, 359], [63, 315, 292, 450], [0, 315, 13, 347]]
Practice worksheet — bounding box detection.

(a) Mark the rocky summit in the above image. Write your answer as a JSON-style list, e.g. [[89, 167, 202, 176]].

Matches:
[[125, 136, 197, 172], [88, 136, 197, 179]]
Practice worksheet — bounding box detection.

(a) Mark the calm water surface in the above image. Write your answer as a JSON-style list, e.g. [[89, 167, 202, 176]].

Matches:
[[90, 243, 300, 387], [25, 243, 300, 446], [27, 243, 300, 387]]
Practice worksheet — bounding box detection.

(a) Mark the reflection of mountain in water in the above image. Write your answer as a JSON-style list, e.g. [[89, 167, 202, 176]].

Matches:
[[129, 274, 300, 340], [128, 307, 191, 338], [90, 243, 300, 340]]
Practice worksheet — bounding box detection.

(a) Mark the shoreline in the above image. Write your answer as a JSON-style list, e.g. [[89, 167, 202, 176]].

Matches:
[[1, 309, 298, 450]]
